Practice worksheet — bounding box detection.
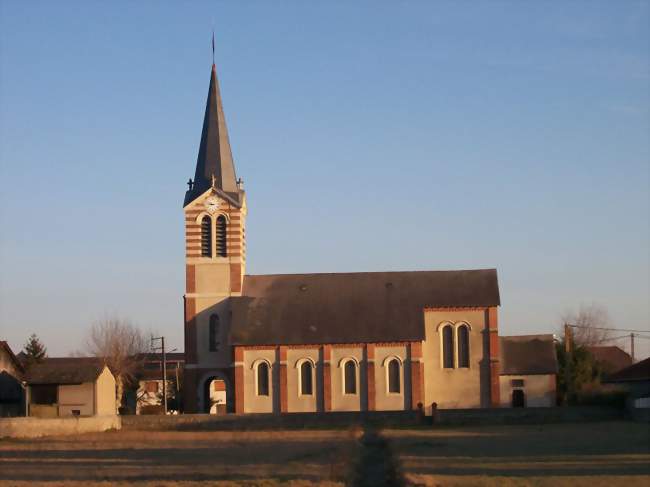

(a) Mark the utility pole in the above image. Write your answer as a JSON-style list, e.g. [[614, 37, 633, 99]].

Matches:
[[630, 333, 635, 362], [564, 323, 572, 406], [151, 336, 168, 415]]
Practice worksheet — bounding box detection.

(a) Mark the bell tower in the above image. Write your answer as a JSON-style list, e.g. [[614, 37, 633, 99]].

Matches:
[[182, 63, 246, 413]]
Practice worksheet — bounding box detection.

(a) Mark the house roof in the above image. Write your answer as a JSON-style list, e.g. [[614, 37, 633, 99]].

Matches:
[[24, 357, 108, 385], [184, 63, 242, 207], [604, 357, 650, 383], [230, 269, 500, 346], [0, 341, 24, 374], [585, 346, 633, 376], [137, 352, 185, 362], [499, 334, 558, 375]]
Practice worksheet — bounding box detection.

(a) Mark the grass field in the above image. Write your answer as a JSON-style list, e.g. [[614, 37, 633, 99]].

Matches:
[[0, 421, 648, 486], [387, 421, 650, 487]]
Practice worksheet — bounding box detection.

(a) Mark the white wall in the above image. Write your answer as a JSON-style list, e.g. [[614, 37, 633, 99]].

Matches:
[[499, 374, 556, 408]]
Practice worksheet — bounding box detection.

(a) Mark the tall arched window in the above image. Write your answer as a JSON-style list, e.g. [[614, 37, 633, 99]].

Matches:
[[442, 325, 454, 368], [300, 361, 313, 395], [215, 215, 227, 257], [457, 324, 470, 368], [201, 215, 212, 257], [387, 358, 401, 393], [343, 360, 357, 394], [208, 314, 220, 352], [257, 362, 269, 396]]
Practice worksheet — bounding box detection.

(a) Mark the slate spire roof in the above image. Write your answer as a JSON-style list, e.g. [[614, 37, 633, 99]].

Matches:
[[184, 63, 242, 206]]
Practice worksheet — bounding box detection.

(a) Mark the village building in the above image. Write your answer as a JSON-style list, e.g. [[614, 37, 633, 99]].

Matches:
[[181, 61, 557, 415], [24, 358, 116, 417], [498, 335, 558, 407], [0, 341, 25, 417], [135, 352, 184, 414]]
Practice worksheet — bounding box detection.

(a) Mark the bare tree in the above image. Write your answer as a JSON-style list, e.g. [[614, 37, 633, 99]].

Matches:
[[561, 303, 612, 346], [85, 317, 153, 410]]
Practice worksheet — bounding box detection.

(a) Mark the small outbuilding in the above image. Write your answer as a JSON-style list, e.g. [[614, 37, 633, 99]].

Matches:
[[24, 358, 116, 417], [0, 341, 25, 417], [499, 334, 558, 408]]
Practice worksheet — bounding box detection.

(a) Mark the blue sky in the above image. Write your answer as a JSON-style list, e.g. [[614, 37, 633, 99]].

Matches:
[[1, 1, 648, 358]]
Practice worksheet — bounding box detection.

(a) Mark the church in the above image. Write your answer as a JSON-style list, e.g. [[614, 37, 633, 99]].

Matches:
[[181, 62, 557, 415]]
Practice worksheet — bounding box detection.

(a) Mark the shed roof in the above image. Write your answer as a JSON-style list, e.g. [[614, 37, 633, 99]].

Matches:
[[230, 269, 500, 346], [24, 357, 107, 385], [499, 334, 558, 375]]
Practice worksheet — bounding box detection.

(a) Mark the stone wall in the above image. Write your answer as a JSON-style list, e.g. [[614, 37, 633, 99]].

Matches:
[[432, 406, 623, 425], [0, 415, 121, 438], [122, 410, 421, 431]]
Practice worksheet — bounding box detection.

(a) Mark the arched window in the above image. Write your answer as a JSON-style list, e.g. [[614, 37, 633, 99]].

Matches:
[[300, 361, 313, 395], [257, 362, 269, 396], [387, 358, 401, 393], [201, 215, 212, 257], [215, 215, 227, 257], [343, 360, 357, 394], [442, 325, 454, 368], [457, 324, 470, 368], [208, 314, 220, 352]]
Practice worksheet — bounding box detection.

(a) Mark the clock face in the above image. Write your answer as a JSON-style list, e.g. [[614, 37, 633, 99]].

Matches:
[[205, 196, 221, 214]]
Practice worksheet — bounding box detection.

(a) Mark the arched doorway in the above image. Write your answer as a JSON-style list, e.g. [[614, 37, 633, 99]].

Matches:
[[512, 389, 525, 408], [201, 374, 232, 414]]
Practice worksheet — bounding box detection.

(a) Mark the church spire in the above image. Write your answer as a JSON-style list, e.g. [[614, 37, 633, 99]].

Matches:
[[184, 62, 241, 206]]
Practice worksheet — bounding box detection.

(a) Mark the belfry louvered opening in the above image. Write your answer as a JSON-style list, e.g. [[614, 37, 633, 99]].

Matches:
[[215, 215, 227, 257], [201, 216, 212, 257]]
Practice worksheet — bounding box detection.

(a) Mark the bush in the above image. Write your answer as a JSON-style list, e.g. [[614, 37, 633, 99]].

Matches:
[[573, 390, 627, 409]]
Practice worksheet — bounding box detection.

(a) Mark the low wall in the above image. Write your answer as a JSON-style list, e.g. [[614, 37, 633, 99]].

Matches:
[[0, 415, 121, 438], [432, 406, 624, 425], [122, 410, 421, 431]]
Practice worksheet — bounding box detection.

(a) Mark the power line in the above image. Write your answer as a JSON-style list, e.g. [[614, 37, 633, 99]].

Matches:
[[566, 324, 650, 334], [593, 334, 634, 344]]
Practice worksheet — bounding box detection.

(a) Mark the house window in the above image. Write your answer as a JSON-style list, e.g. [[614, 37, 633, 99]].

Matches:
[[457, 324, 470, 368], [442, 325, 454, 368], [511, 379, 525, 387], [201, 215, 212, 257], [145, 381, 158, 393], [215, 215, 227, 257], [343, 360, 357, 394], [71, 409, 81, 416], [209, 314, 220, 352], [257, 362, 270, 396], [300, 361, 313, 396], [387, 358, 401, 394]]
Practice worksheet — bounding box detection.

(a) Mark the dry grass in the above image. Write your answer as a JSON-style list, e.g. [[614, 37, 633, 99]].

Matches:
[[0, 429, 360, 486], [385, 421, 650, 487]]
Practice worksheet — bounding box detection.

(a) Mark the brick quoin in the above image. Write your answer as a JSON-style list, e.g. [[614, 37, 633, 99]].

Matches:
[[234, 347, 245, 414], [279, 346, 288, 413], [487, 306, 501, 407], [409, 341, 424, 409], [322, 345, 332, 412], [366, 344, 376, 411]]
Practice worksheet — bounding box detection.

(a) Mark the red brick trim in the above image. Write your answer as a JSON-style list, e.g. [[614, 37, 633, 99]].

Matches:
[[186, 265, 195, 294], [409, 342, 424, 410], [184, 298, 197, 364], [366, 344, 376, 411], [487, 307, 500, 407], [234, 346, 244, 414], [424, 306, 490, 312], [323, 345, 332, 412], [279, 346, 288, 413]]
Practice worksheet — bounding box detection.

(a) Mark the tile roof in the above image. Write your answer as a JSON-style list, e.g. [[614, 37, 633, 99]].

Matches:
[[604, 357, 650, 383], [499, 334, 558, 375], [585, 346, 633, 376], [230, 269, 500, 346], [24, 357, 108, 385]]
